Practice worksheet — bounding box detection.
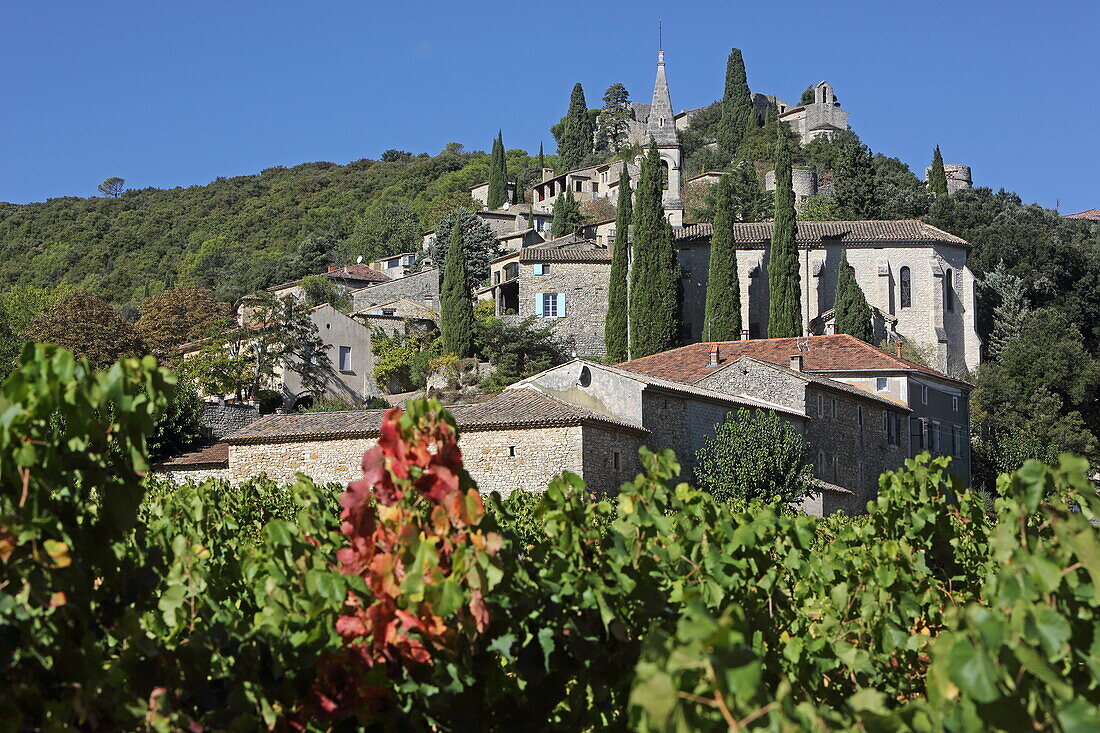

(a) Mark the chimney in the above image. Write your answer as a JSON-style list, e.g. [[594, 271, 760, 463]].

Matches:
[[896, 341, 903, 358], [709, 345, 720, 367], [740, 329, 750, 341], [789, 354, 804, 372]]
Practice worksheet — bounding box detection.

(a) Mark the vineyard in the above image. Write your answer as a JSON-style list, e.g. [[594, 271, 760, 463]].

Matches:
[[2, 346, 1098, 730]]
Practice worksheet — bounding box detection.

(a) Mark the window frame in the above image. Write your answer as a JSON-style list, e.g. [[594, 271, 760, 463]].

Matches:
[[338, 345, 352, 372]]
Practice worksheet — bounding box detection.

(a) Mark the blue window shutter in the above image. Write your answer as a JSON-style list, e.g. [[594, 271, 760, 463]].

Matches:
[[535, 293, 544, 316], [557, 292, 566, 317]]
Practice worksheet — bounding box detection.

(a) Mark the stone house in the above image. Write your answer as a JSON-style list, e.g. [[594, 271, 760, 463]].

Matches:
[[470, 181, 519, 207], [350, 267, 440, 314], [480, 234, 611, 359], [617, 334, 972, 485], [777, 81, 848, 144], [369, 252, 418, 280], [156, 388, 649, 496], [674, 220, 982, 375], [266, 264, 390, 303]]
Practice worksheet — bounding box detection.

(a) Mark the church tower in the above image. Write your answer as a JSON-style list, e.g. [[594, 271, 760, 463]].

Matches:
[[643, 49, 684, 227]]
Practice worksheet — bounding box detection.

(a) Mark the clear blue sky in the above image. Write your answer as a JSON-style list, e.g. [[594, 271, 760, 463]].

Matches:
[[2, 1, 1096, 213]]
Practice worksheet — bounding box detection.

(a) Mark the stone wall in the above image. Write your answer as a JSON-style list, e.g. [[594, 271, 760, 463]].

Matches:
[[351, 268, 440, 312], [227, 426, 594, 496], [200, 403, 260, 440], [581, 425, 645, 494], [515, 260, 610, 359], [698, 359, 808, 412], [152, 466, 232, 484]]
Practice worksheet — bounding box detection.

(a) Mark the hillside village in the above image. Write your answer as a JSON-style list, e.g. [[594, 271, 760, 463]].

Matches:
[[7, 10, 1100, 727], [143, 48, 1011, 515]]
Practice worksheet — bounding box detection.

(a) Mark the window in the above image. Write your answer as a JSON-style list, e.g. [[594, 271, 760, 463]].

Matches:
[[613, 451, 621, 471], [592, 182, 599, 193], [831, 398, 838, 419], [882, 411, 889, 433], [876, 377, 888, 391], [951, 426, 959, 457], [944, 269, 955, 312], [859, 462, 865, 486], [535, 292, 565, 318], [921, 384, 928, 404], [508, 446, 516, 457], [832, 456, 839, 481], [817, 450, 826, 473], [857, 405, 864, 428], [338, 346, 352, 372], [387, 259, 400, 268], [608, 229, 616, 244], [575, 181, 582, 192], [817, 394, 825, 417], [899, 266, 912, 308], [952, 396, 959, 412], [493, 271, 500, 285], [659, 160, 670, 190], [533, 264, 548, 275]]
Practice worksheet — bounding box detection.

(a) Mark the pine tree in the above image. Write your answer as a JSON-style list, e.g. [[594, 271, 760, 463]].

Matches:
[[629, 142, 680, 357], [833, 253, 874, 342], [439, 220, 475, 358], [550, 190, 583, 238], [702, 175, 742, 341], [716, 49, 756, 157], [486, 131, 507, 209], [556, 83, 594, 171], [928, 145, 949, 197], [728, 162, 773, 222], [605, 164, 633, 362], [834, 134, 879, 219], [767, 124, 802, 338]]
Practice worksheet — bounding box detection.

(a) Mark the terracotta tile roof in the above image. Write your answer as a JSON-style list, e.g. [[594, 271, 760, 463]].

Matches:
[[223, 389, 648, 445], [674, 220, 969, 247], [153, 442, 229, 468], [324, 264, 392, 284], [520, 234, 611, 263], [617, 334, 968, 387], [1063, 209, 1100, 221]]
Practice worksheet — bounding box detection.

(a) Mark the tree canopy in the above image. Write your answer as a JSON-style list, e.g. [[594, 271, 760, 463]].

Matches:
[[26, 291, 145, 368]]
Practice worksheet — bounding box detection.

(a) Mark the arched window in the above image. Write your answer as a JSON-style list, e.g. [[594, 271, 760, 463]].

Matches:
[[659, 160, 669, 190], [899, 266, 911, 309], [944, 269, 954, 312]]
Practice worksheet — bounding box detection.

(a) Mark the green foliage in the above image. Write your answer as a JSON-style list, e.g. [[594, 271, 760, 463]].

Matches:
[[97, 176, 125, 197], [701, 175, 742, 341], [555, 83, 595, 171], [486, 131, 508, 210], [595, 83, 631, 153], [440, 220, 475, 359], [693, 408, 814, 505], [833, 252, 875, 342], [736, 101, 798, 165], [692, 164, 773, 224], [371, 324, 440, 393], [717, 48, 756, 157], [343, 198, 422, 263], [298, 274, 352, 312], [628, 142, 680, 358], [135, 285, 230, 360], [5, 347, 1100, 729], [550, 189, 583, 238], [26, 290, 145, 368], [767, 125, 802, 337], [474, 309, 568, 391], [928, 144, 949, 196], [605, 165, 632, 362], [834, 131, 880, 218], [148, 374, 206, 462], [425, 208, 500, 286], [800, 86, 815, 105], [800, 191, 842, 221]]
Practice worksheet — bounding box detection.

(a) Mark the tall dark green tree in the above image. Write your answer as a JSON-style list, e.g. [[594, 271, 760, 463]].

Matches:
[[716, 49, 756, 158], [928, 145, 949, 197], [834, 134, 879, 219], [486, 131, 507, 210], [702, 176, 742, 341], [537, 142, 545, 170], [550, 190, 584, 238], [556, 83, 594, 171], [767, 125, 802, 338], [629, 143, 680, 358], [595, 83, 631, 153], [439, 220, 475, 358], [833, 253, 874, 342], [605, 165, 633, 362]]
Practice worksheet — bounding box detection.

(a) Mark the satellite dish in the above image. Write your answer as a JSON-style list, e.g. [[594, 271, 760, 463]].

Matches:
[[356, 255, 364, 264]]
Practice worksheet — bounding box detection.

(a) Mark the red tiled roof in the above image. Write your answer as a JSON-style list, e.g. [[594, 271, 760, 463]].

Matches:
[[153, 442, 229, 468], [324, 264, 391, 284], [674, 220, 969, 246], [1063, 209, 1100, 221], [617, 334, 967, 386]]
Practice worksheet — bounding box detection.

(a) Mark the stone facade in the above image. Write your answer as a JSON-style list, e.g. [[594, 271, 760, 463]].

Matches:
[[351, 268, 439, 313], [514, 259, 609, 359], [764, 167, 819, 203], [153, 465, 232, 484], [778, 81, 848, 143]]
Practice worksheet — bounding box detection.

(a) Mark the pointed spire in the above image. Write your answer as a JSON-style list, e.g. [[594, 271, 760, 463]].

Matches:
[[646, 48, 677, 146]]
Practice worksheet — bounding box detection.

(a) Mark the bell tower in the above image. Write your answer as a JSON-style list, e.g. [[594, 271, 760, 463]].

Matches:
[[644, 48, 683, 226]]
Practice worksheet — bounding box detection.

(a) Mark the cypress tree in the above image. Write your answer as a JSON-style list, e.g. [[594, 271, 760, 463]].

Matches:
[[439, 220, 475, 358], [767, 124, 802, 338], [702, 175, 742, 341], [605, 164, 633, 362], [486, 131, 507, 210], [716, 49, 756, 157], [557, 83, 594, 171], [834, 134, 879, 219], [537, 142, 545, 170], [550, 190, 583, 238], [928, 145, 949, 197], [629, 142, 680, 358], [833, 253, 874, 342]]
